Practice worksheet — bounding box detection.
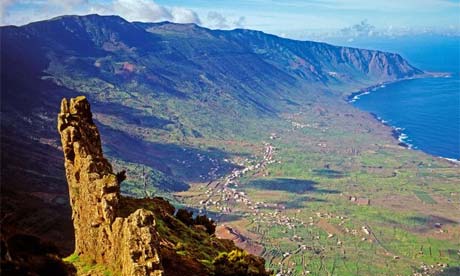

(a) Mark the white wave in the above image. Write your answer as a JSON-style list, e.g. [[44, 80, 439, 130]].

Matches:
[[398, 133, 407, 140], [398, 132, 414, 149], [349, 91, 370, 103], [442, 157, 460, 163]]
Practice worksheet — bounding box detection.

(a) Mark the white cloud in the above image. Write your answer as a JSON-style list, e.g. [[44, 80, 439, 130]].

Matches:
[[233, 16, 246, 28], [170, 7, 201, 24], [340, 20, 376, 37], [1, 0, 201, 26], [108, 0, 172, 22], [207, 11, 229, 29], [0, 0, 18, 24], [94, 0, 201, 24], [206, 11, 246, 29]]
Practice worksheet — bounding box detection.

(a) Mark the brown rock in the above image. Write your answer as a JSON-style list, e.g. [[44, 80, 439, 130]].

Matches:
[[57, 96, 163, 276]]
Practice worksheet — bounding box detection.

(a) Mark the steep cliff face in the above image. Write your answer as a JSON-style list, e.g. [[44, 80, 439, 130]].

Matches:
[[58, 96, 163, 275]]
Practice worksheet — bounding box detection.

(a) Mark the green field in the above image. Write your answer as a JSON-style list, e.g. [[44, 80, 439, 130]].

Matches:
[[414, 191, 437, 204], [84, 90, 460, 275], [174, 96, 460, 275]]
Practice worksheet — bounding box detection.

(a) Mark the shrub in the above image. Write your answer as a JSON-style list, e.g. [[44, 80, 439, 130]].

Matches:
[[175, 209, 194, 226], [212, 249, 272, 276], [194, 214, 216, 235], [175, 209, 216, 235]]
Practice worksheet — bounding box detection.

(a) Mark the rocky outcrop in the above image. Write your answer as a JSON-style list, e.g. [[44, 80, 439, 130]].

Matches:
[[57, 96, 163, 276]]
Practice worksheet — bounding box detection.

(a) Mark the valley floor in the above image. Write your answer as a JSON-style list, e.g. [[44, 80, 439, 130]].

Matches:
[[174, 96, 460, 276]]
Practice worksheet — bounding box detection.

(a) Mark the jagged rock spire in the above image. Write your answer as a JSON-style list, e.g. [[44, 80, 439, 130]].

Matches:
[[58, 96, 163, 276]]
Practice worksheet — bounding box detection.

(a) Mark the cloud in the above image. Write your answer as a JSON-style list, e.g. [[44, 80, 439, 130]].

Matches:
[[340, 20, 377, 37], [1, 0, 201, 26], [103, 0, 201, 24], [233, 16, 246, 28], [170, 7, 201, 24], [108, 0, 172, 22], [207, 11, 229, 29], [0, 0, 18, 24], [206, 11, 246, 29]]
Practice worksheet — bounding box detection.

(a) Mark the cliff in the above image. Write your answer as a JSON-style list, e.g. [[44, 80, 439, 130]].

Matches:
[[57, 96, 270, 276], [58, 96, 163, 275]]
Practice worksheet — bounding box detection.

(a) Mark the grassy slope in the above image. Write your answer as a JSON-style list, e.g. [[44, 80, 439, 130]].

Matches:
[[64, 197, 269, 276]]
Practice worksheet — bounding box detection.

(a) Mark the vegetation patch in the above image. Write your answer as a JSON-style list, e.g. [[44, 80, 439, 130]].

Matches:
[[414, 191, 437, 204]]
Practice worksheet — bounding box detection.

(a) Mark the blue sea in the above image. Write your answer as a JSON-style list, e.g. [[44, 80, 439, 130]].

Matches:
[[344, 35, 460, 160]]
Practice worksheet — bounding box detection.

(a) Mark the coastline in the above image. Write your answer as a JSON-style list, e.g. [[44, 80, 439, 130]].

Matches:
[[368, 112, 412, 149], [347, 72, 460, 163], [346, 72, 452, 103]]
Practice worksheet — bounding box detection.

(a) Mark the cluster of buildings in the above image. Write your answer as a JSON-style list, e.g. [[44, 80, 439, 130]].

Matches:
[[199, 142, 277, 215]]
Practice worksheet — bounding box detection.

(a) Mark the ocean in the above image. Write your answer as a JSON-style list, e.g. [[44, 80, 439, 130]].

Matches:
[[339, 35, 460, 161]]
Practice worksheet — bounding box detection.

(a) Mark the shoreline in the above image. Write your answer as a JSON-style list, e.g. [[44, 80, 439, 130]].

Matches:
[[346, 72, 452, 103], [372, 113, 460, 163], [369, 112, 412, 149], [347, 72, 460, 163]]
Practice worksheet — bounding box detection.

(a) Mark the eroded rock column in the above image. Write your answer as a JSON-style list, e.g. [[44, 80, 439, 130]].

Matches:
[[58, 96, 163, 275]]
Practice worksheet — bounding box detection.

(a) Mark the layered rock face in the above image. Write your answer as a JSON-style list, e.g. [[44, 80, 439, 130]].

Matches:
[[57, 96, 163, 275]]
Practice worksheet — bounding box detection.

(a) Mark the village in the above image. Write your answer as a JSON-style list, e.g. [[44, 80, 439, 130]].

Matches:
[[169, 111, 457, 276], [182, 132, 413, 276]]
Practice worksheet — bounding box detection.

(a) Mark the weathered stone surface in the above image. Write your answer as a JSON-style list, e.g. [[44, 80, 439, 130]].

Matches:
[[57, 96, 163, 275]]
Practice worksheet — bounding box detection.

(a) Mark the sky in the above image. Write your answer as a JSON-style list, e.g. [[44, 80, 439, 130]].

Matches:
[[1, 0, 459, 40]]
